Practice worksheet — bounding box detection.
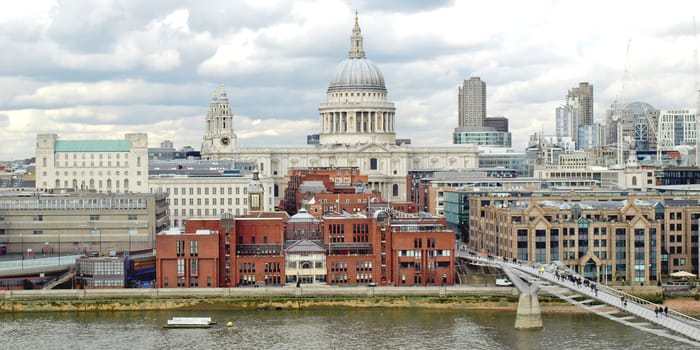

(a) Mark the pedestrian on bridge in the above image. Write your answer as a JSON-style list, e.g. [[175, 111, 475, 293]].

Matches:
[[664, 306, 668, 317], [655, 307, 659, 317]]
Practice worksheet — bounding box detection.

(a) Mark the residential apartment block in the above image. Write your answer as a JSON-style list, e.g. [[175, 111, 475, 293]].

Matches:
[[449, 189, 700, 285]]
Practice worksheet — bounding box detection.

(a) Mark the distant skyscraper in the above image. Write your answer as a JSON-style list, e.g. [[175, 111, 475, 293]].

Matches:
[[458, 77, 486, 128], [555, 105, 578, 138], [566, 82, 593, 126]]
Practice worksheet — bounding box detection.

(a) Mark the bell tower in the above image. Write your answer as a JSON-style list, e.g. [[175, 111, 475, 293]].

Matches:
[[201, 84, 237, 159], [247, 171, 265, 215]]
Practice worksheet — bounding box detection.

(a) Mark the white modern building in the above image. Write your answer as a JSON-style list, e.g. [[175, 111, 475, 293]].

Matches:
[[657, 109, 698, 149], [35, 133, 149, 193], [200, 13, 479, 204]]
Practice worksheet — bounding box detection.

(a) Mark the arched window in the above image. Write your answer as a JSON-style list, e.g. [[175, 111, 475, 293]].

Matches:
[[55, 179, 60, 188], [107, 179, 112, 189], [90, 179, 95, 189], [632, 176, 637, 186], [124, 179, 129, 190], [370, 158, 378, 170], [392, 184, 399, 197], [72, 179, 77, 189], [274, 184, 279, 197]]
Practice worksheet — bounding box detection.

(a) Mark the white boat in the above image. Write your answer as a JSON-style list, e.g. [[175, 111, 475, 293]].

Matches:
[[496, 278, 513, 286], [164, 317, 216, 328]]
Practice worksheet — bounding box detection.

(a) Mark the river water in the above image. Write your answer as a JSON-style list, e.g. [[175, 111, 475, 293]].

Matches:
[[1, 308, 694, 350]]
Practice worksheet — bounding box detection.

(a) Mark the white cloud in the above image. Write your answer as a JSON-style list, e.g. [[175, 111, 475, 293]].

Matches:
[[0, 0, 698, 161]]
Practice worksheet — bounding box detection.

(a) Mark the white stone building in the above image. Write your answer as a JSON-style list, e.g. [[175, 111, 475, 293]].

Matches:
[[200, 14, 479, 205], [149, 173, 274, 228], [36, 133, 149, 193]]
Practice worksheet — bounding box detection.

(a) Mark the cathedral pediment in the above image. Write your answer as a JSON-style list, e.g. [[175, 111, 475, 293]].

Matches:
[[354, 143, 392, 153]]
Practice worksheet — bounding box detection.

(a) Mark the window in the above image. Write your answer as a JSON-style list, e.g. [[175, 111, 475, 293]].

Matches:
[[190, 258, 198, 275], [177, 258, 185, 275], [90, 215, 100, 221], [33, 230, 43, 235], [370, 158, 378, 170], [392, 184, 399, 197], [33, 215, 43, 221], [190, 240, 199, 256], [176, 240, 185, 256]]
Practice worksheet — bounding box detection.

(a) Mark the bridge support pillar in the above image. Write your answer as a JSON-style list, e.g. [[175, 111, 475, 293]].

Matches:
[[514, 293, 542, 329]]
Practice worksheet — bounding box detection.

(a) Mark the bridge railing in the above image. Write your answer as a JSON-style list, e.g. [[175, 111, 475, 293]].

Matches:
[[457, 248, 700, 327], [519, 258, 700, 327]]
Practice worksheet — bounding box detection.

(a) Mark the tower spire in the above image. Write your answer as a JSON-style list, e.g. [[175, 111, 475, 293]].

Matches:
[[348, 11, 365, 59]]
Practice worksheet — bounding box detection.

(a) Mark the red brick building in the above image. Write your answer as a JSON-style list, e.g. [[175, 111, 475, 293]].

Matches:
[[233, 212, 287, 286], [155, 226, 220, 288], [283, 167, 370, 215], [389, 215, 455, 286], [323, 214, 382, 285]]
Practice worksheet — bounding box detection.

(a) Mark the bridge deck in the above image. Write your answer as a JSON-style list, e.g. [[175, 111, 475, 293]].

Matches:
[[457, 249, 700, 347]]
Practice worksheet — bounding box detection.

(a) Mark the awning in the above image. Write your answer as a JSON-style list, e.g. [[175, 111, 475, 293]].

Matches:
[[670, 271, 696, 278]]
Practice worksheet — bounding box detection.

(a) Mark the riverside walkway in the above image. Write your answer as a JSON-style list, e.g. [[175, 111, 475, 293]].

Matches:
[[457, 249, 700, 347], [0, 255, 81, 278]]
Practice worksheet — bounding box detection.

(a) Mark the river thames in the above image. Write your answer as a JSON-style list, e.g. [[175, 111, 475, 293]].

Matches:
[[1, 308, 694, 349]]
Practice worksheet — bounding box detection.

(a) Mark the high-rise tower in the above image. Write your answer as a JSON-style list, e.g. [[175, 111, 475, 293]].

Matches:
[[567, 82, 594, 126], [458, 77, 486, 128]]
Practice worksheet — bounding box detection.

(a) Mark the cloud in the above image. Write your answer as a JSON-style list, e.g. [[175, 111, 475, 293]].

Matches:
[[0, 0, 699, 162]]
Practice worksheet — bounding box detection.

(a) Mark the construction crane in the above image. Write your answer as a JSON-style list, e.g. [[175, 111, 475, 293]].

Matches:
[[694, 17, 699, 166], [611, 40, 631, 168]]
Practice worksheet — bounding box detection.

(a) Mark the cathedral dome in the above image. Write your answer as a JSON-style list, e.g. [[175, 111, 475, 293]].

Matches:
[[328, 58, 386, 91]]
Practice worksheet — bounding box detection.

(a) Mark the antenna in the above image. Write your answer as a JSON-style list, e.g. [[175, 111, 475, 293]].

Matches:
[[694, 17, 699, 167]]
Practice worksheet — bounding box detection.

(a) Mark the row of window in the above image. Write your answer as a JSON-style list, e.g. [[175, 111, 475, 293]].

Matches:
[[172, 208, 247, 218], [163, 187, 248, 195], [176, 258, 199, 275], [55, 161, 131, 168], [53, 170, 138, 176], [171, 198, 246, 206], [175, 240, 199, 256], [31, 214, 138, 221]]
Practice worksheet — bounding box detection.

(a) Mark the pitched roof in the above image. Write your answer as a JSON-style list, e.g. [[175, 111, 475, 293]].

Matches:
[[55, 140, 131, 152]]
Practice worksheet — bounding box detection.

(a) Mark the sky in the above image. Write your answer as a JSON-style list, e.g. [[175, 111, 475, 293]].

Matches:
[[0, 0, 699, 161]]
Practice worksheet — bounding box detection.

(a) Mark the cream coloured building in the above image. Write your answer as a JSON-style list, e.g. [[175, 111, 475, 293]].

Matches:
[[149, 173, 274, 228], [35, 133, 149, 193], [0, 191, 168, 257], [200, 14, 479, 204]]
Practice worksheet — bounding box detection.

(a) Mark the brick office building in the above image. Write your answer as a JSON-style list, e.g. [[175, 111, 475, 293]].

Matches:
[[155, 226, 220, 288]]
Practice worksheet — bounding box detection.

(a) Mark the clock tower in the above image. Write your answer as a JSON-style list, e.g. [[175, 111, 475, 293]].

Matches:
[[201, 84, 237, 159]]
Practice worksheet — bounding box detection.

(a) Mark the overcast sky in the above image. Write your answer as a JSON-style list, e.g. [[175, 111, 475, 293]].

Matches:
[[1, 0, 699, 160]]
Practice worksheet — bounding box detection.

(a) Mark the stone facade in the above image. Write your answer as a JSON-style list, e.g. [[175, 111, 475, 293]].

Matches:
[[199, 14, 478, 205], [36, 133, 149, 193]]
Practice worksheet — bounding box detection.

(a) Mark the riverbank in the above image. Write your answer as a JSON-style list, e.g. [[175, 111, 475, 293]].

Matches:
[[3, 285, 697, 314]]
